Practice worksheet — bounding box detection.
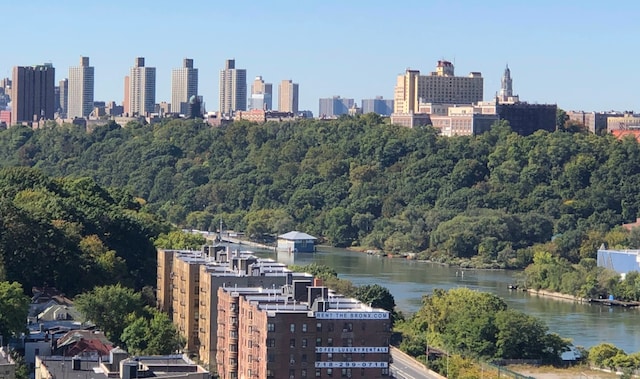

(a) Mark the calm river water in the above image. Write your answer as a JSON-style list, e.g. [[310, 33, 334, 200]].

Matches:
[[253, 246, 640, 353]]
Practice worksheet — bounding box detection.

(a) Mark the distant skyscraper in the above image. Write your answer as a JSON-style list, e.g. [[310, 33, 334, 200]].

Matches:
[[278, 79, 299, 113], [55, 79, 69, 118], [219, 59, 246, 114], [361, 96, 394, 116], [128, 57, 156, 116], [67, 56, 95, 119], [11, 63, 55, 125], [318, 96, 354, 118], [171, 58, 198, 115], [248, 76, 272, 110]]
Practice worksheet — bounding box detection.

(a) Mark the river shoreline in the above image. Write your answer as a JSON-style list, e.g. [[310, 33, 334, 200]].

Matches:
[[525, 288, 588, 303]]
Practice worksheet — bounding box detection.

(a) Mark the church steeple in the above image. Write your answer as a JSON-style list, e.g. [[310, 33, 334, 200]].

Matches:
[[498, 64, 518, 103]]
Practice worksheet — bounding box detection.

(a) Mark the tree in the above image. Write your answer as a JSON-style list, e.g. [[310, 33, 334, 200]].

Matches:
[[353, 284, 396, 312], [494, 309, 548, 359], [0, 281, 29, 342], [154, 230, 206, 250], [589, 343, 624, 368], [121, 308, 184, 355], [74, 284, 143, 342]]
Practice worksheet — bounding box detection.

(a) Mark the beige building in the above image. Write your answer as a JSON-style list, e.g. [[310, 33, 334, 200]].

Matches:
[[393, 61, 483, 114], [67, 56, 94, 119], [0, 348, 15, 379], [606, 112, 640, 132], [127, 57, 156, 116], [171, 58, 198, 115], [278, 79, 299, 113]]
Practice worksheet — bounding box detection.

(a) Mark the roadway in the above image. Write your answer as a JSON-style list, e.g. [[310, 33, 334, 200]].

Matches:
[[390, 347, 447, 379]]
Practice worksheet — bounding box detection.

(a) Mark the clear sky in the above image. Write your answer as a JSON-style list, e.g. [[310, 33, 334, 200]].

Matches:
[[3, 0, 638, 115]]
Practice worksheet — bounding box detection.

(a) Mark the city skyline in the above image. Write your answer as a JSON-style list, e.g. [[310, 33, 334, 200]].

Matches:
[[2, 1, 638, 115]]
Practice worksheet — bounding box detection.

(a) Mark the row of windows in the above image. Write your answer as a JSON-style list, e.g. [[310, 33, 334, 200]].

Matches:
[[268, 322, 389, 333], [265, 367, 389, 378]]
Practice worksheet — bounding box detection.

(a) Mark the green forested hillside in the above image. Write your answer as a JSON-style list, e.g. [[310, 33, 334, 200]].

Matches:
[[0, 167, 167, 294], [1, 116, 639, 268]]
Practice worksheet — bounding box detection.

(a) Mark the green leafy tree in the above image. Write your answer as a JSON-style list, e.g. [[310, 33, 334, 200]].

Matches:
[[121, 309, 184, 355], [0, 282, 29, 341], [74, 284, 143, 343], [154, 230, 206, 250], [494, 309, 548, 359]]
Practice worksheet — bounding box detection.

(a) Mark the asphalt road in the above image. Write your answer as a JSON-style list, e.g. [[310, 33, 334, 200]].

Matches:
[[390, 347, 446, 379]]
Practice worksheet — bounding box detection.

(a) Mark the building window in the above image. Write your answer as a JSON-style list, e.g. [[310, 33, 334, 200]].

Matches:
[[302, 368, 307, 378], [268, 323, 275, 332], [327, 353, 333, 361], [382, 368, 389, 376], [268, 354, 275, 362], [290, 338, 296, 348], [343, 323, 353, 332], [316, 323, 322, 332], [302, 323, 307, 332], [290, 323, 295, 333], [361, 368, 365, 377], [290, 354, 295, 365], [316, 338, 322, 347], [302, 338, 308, 348], [267, 338, 276, 347], [328, 323, 334, 332], [302, 354, 307, 363], [327, 338, 333, 347], [315, 369, 321, 377], [327, 368, 333, 377], [289, 369, 295, 379]]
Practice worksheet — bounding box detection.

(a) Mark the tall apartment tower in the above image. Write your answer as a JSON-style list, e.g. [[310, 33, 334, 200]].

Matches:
[[67, 56, 95, 119], [248, 76, 272, 110], [171, 58, 198, 115], [278, 79, 299, 113], [219, 59, 246, 115], [57, 79, 68, 118], [127, 57, 156, 116], [11, 63, 56, 125]]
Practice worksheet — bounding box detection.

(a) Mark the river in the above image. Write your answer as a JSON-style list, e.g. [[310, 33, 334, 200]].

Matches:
[[253, 246, 640, 353]]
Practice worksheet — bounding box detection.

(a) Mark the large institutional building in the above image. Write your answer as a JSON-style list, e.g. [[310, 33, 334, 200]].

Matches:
[[393, 60, 483, 114], [157, 245, 391, 378], [171, 58, 198, 115], [219, 59, 247, 115], [126, 57, 156, 116], [278, 79, 299, 113], [67, 56, 95, 119], [11, 63, 56, 126], [319, 96, 354, 118]]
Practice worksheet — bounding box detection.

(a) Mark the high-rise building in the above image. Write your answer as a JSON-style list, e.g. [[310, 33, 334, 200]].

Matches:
[[278, 79, 299, 113], [127, 57, 156, 116], [393, 61, 483, 113], [219, 59, 246, 115], [67, 56, 95, 119], [361, 96, 394, 116], [11, 63, 56, 125], [171, 58, 198, 115], [319, 96, 354, 118], [248, 76, 272, 110]]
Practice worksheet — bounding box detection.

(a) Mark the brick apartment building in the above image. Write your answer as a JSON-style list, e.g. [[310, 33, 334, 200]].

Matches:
[[216, 279, 391, 379]]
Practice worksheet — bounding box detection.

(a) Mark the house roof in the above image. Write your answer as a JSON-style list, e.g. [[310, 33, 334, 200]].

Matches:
[[278, 231, 317, 240]]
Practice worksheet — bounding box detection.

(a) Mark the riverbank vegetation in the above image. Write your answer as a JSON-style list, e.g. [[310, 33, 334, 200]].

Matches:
[[1, 117, 640, 269]]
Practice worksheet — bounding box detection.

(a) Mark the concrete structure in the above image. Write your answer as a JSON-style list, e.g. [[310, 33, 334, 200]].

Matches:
[[127, 57, 156, 116], [319, 96, 354, 118], [67, 56, 94, 119], [361, 96, 394, 116], [216, 279, 391, 379], [278, 79, 299, 113], [0, 348, 15, 379], [219, 59, 247, 115], [277, 231, 317, 253], [172, 58, 198, 116], [566, 111, 622, 134], [393, 61, 483, 114], [11, 63, 56, 125], [157, 245, 313, 365], [36, 353, 209, 379], [389, 112, 432, 128], [606, 112, 640, 132], [249, 76, 272, 111], [597, 249, 640, 277]]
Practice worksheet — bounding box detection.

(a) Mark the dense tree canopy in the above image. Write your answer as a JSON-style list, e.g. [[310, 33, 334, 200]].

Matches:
[[0, 281, 29, 340], [0, 117, 639, 267]]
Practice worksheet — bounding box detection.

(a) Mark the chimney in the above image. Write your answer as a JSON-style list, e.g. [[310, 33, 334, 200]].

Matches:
[[313, 278, 323, 287]]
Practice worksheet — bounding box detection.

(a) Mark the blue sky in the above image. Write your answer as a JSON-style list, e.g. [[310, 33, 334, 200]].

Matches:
[[3, 0, 638, 115]]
